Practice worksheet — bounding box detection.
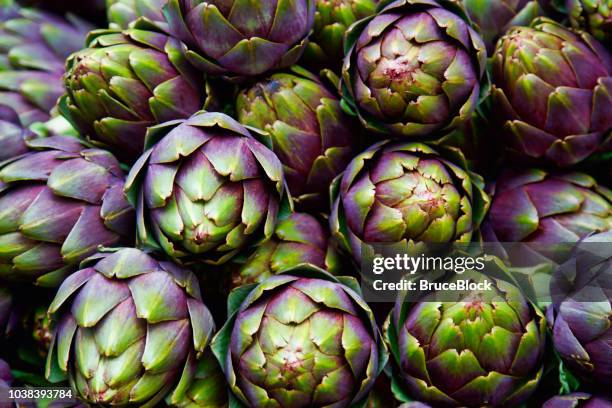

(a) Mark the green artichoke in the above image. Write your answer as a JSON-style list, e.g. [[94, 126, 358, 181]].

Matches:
[[212, 265, 388, 408], [236, 66, 358, 210], [543, 393, 612, 407], [166, 350, 229, 408], [164, 0, 315, 78], [330, 141, 489, 263], [0, 104, 29, 161], [386, 276, 546, 406], [46, 248, 216, 407], [62, 27, 215, 163], [0, 136, 135, 286], [300, 0, 378, 72], [492, 18, 612, 167], [107, 0, 167, 29], [567, 0, 612, 43], [341, 0, 487, 139], [231, 212, 342, 288], [482, 168, 611, 263], [0, 2, 91, 125], [125, 111, 286, 265]]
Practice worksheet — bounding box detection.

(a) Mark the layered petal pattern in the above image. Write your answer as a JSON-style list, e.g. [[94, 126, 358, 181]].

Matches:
[[125, 111, 286, 265], [46, 248, 216, 407], [0, 104, 30, 161], [236, 66, 358, 210], [0, 136, 135, 286], [0, 3, 91, 125], [330, 141, 489, 263], [386, 278, 547, 406], [567, 0, 612, 44], [231, 212, 342, 288], [164, 0, 315, 78], [62, 27, 213, 162], [107, 0, 167, 29], [492, 18, 612, 166], [341, 0, 487, 138], [212, 266, 387, 408]]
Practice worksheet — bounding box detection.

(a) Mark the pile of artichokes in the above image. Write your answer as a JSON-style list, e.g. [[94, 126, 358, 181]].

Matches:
[[0, 0, 610, 406]]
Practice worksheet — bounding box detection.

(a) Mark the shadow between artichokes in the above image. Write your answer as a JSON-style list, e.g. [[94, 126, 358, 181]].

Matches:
[[211, 265, 388, 408], [340, 0, 488, 139], [125, 111, 288, 266]]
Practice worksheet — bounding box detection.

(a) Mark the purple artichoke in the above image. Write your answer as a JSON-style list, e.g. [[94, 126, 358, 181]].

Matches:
[[62, 26, 214, 163], [548, 231, 612, 386], [236, 66, 358, 211], [543, 393, 612, 407], [164, 0, 315, 78], [231, 212, 342, 288], [0, 104, 30, 162], [0, 358, 12, 392], [0, 136, 134, 286], [125, 111, 286, 265], [492, 18, 612, 167], [212, 265, 388, 408], [386, 277, 547, 406], [482, 168, 611, 263], [341, 0, 487, 139], [0, 3, 91, 125], [330, 141, 489, 263], [45, 248, 216, 406]]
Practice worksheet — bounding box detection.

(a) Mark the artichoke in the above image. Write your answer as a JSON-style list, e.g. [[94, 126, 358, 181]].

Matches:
[[166, 350, 229, 408], [236, 66, 358, 210], [0, 287, 19, 339], [211, 265, 388, 408], [548, 231, 612, 385], [386, 277, 547, 406], [330, 141, 489, 263], [125, 111, 286, 265], [567, 0, 612, 44], [461, 0, 544, 54], [0, 104, 29, 161], [341, 0, 487, 139], [0, 136, 134, 286], [300, 0, 378, 72], [231, 212, 342, 288], [0, 3, 91, 125], [45, 248, 216, 407], [482, 168, 611, 263], [492, 18, 612, 167], [0, 358, 12, 391], [543, 393, 612, 407], [163, 0, 315, 78], [62, 27, 214, 163], [107, 0, 167, 29]]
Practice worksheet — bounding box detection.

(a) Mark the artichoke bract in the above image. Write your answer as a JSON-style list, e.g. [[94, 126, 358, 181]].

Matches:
[[492, 18, 612, 167], [0, 3, 91, 125], [330, 141, 489, 263], [0, 136, 134, 287], [461, 0, 543, 53], [62, 27, 213, 163], [548, 231, 612, 386], [0, 104, 30, 161], [231, 212, 342, 288], [163, 0, 315, 78], [482, 168, 611, 256], [125, 111, 286, 266], [567, 0, 612, 44], [300, 0, 378, 72], [212, 266, 388, 408], [543, 393, 612, 407], [107, 0, 167, 29], [166, 350, 229, 408], [45, 248, 216, 407], [236, 67, 357, 211], [386, 278, 547, 406], [341, 0, 487, 139]]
